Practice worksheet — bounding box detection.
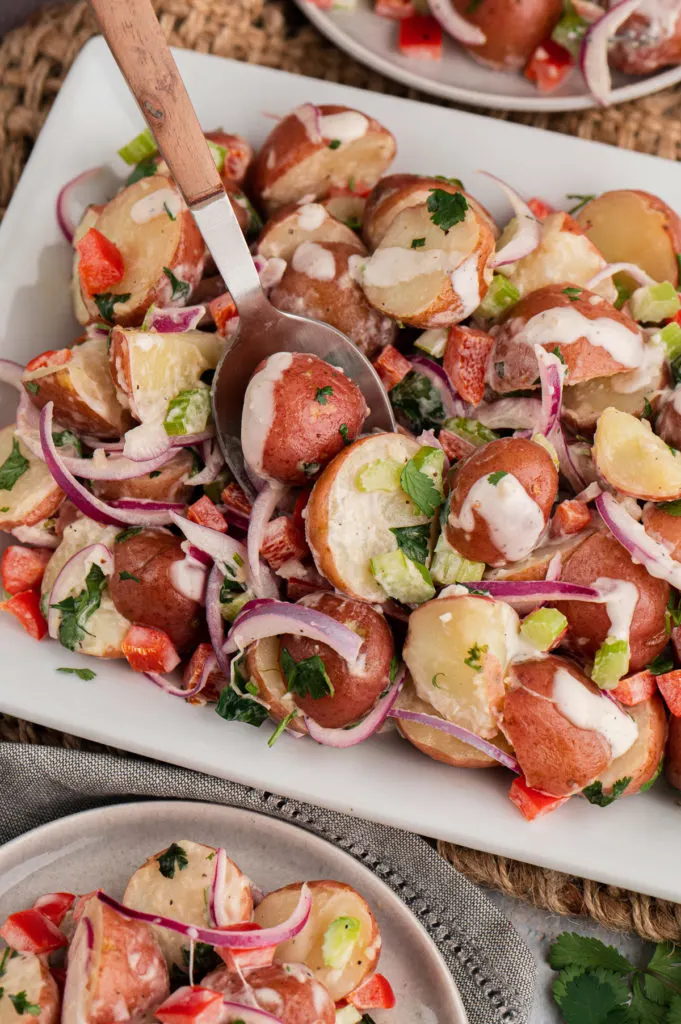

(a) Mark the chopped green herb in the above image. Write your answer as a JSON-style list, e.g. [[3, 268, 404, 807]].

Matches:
[[93, 292, 131, 322], [464, 642, 488, 672], [302, 461, 321, 477], [566, 193, 595, 215], [487, 470, 508, 485], [640, 756, 664, 792], [666, 591, 681, 635], [0, 439, 29, 492], [339, 424, 350, 445], [56, 667, 96, 681], [281, 647, 335, 699], [162, 267, 191, 302], [52, 430, 83, 456], [245, 680, 259, 697], [216, 687, 268, 727], [432, 672, 445, 689], [434, 175, 465, 188], [551, 346, 566, 365], [119, 571, 140, 583], [157, 842, 189, 879], [0, 508, 8, 513], [389, 371, 446, 434], [390, 524, 431, 565], [0, 949, 15, 979], [268, 710, 298, 747], [315, 385, 333, 405], [389, 656, 399, 683], [24, 381, 39, 395], [400, 458, 441, 518], [126, 154, 159, 186], [427, 189, 468, 232], [648, 653, 674, 675], [115, 527, 143, 544], [582, 777, 632, 807], [328, 139, 341, 150], [658, 499, 681, 515], [8, 993, 40, 1016], [642, 396, 655, 423], [50, 562, 108, 652], [344, 216, 362, 231], [168, 942, 221, 990], [163, 201, 176, 221], [220, 572, 247, 601], [149, 470, 161, 479], [411, 237, 426, 249], [562, 286, 582, 301]]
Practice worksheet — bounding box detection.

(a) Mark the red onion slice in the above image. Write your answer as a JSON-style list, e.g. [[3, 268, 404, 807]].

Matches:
[[143, 305, 206, 332], [580, 0, 645, 106], [551, 425, 587, 492], [545, 552, 563, 582], [47, 543, 114, 641], [458, 580, 602, 604], [305, 666, 405, 748], [586, 261, 656, 291], [390, 707, 520, 773], [408, 355, 468, 419], [209, 848, 230, 928], [145, 663, 210, 699], [96, 883, 311, 947], [206, 564, 232, 677], [170, 512, 250, 579], [56, 166, 104, 243], [427, 0, 486, 44], [189, 440, 225, 487], [479, 172, 541, 268], [223, 600, 363, 665], [222, 1001, 285, 1024], [0, 359, 24, 391], [123, 422, 172, 462], [535, 347, 565, 438], [170, 548, 208, 604], [248, 482, 286, 600], [596, 491, 681, 589], [471, 398, 541, 431]]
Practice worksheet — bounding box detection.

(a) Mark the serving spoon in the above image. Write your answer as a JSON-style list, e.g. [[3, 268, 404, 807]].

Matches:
[[88, 0, 396, 496]]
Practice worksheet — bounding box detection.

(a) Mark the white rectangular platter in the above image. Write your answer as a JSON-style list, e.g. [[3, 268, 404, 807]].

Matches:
[[2, 36, 681, 902]]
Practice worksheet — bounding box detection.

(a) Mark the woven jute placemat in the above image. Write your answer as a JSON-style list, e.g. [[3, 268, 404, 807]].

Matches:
[[3, 0, 681, 947]]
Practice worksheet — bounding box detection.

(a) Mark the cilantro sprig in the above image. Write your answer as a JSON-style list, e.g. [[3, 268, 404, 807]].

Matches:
[[157, 842, 189, 879], [400, 457, 442, 518], [0, 438, 29, 492], [281, 648, 335, 699], [427, 189, 468, 231], [51, 563, 108, 652]]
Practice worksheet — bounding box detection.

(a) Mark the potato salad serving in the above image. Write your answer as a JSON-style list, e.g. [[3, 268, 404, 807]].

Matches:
[[0, 839, 393, 1024], [5, 103, 681, 824]]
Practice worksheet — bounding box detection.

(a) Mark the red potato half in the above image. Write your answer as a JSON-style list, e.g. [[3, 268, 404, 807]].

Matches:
[[488, 285, 641, 394], [205, 130, 253, 185], [246, 636, 308, 734], [270, 241, 397, 358], [609, 10, 681, 77], [484, 527, 597, 582], [202, 963, 334, 1024], [666, 715, 681, 790], [595, 694, 667, 798], [446, 437, 558, 567], [553, 530, 670, 673], [451, 0, 562, 70], [256, 202, 363, 260], [241, 351, 368, 485], [123, 839, 253, 969], [654, 386, 681, 452], [305, 432, 430, 602], [92, 449, 194, 504], [0, 952, 59, 1024], [594, 406, 681, 501], [254, 880, 380, 1002], [62, 896, 168, 1024], [0, 425, 64, 533], [642, 502, 681, 561], [252, 104, 396, 213], [321, 193, 366, 231], [73, 175, 206, 326]]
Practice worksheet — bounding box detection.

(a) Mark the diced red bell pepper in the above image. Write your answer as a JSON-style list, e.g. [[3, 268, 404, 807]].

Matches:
[[398, 14, 442, 59], [509, 776, 569, 821], [32, 891, 75, 927], [155, 987, 225, 1024], [0, 909, 67, 954], [75, 227, 125, 296], [25, 348, 73, 373], [610, 670, 656, 707], [1, 546, 53, 596], [443, 325, 493, 407], [209, 292, 238, 338], [1, 589, 47, 641], [527, 197, 555, 220], [187, 495, 228, 534], [261, 516, 309, 571], [183, 643, 227, 704], [375, 0, 415, 18], [525, 38, 573, 93], [122, 625, 181, 674], [221, 481, 252, 519], [655, 669, 681, 716], [550, 499, 591, 538], [438, 428, 475, 463], [373, 345, 411, 391], [347, 973, 396, 1010], [215, 923, 277, 971]]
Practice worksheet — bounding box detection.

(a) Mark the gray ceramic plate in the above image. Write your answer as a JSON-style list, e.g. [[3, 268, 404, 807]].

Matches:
[[0, 800, 467, 1023]]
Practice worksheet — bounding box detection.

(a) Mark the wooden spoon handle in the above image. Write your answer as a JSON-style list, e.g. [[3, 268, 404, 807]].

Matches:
[[88, 0, 223, 206]]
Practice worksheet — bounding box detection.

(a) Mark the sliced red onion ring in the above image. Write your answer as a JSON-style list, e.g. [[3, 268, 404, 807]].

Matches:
[[85, 323, 111, 342], [390, 707, 520, 772], [535, 347, 565, 438], [427, 0, 486, 44], [0, 359, 24, 391], [110, 498, 186, 513], [586, 261, 656, 291], [123, 421, 172, 462], [546, 552, 563, 582], [458, 580, 602, 604], [580, 0, 645, 106], [40, 403, 179, 526], [96, 883, 311, 947], [292, 103, 322, 144], [409, 355, 468, 419], [596, 491, 681, 589], [479, 171, 541, 268], [170, 548, 208, 603], [551, 425, 587, 492], [56, 166, 104, 243], [145, 662, 210, 699], [209, 848, 230, 927], [206, 564, 232, 677], [222, 1002, 284, 1024], [248, 482, 286, 600], [305, 666, 405, 748], [143, 305, 206, 332], [223, 600, 363, 665], [190, 439, 225, 487], [471, 397, 541, 431], [170, 512, 249, 578], [187, 544, 212, 568], [22, 427, 177, 480], [47, 543, 114, 640]]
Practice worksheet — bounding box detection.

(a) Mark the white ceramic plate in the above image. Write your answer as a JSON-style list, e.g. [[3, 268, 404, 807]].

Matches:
[[1, 36, 681, 903], [0, 800, 467, 1023], [295, 0, 681, 111]]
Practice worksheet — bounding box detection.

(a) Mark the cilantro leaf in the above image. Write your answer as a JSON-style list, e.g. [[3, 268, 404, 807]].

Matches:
[[400, 458, 441, 518], [115, 527, 143, 544], [339, 424, 350, 445], [647, 942, 681, 992], [281, 648, 335, 699], [24, 381, 39, 395], [0, 438, 29, 492], [389, 656, 399, 683], [667, 995, 681, 1023], [328, 139, 341, 150], [163, 267, 190, 302], [548, 933, 633, 974], [52, 430, 83, 456], [411, 237, 426, 249], [389, 371, 446, 434], [659, 500, 681, 516], [8, 993, 40, 1016], [630, 979, 669, 1024], [315, 385, 333, 405], [648, 653, 674, 675], [93, 292, 131, 322], [434, 174, 464, 188], [118, 571, 140, 583], [464, 642, 487, 672], [0, 949, 15, 979], [216, 687, 268, 727], [57, 667, 96, 681], [157, 842, 188, 879], [220, 572, 247, 600], [563, 286, 583, 301], [582, 777, 632, 807], [390, 524, 431, 565], [556, 969, 626, 1024], [51, 563, 108, 652], [427, 189, 468, 231], [640, 756, 664, 792], [126, 154, 158, 185], [488, 470, 508, 485], [163, 202, 176, 221]]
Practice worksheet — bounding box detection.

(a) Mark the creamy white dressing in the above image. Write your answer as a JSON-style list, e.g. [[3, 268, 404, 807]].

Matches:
[[552, 666, 638, 758], [241, 351, 293, 476], [456, 473, 545, 562], [292, 241, 335, 281], [319, 110, 368, 143], [611, 336, 664, 394], [593, 577, 639, 642], [513, 306, 644, 368], [296, 203, 326, 230], [641, 0, 679, 38], [122, 420, 168, 460], [293, 103, 322, 143], [450, 255, 480, 317], [361, 247, 450, 287], [170, 556, 208, 603], [130, 188, 182, 224]]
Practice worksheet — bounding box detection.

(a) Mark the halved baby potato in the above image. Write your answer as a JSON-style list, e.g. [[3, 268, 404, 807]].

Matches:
[[321, 192, 366, 231], [123, 838, 253, 969], [608, 9, 681, 76], [0, 952, 59, 1024], [73, 175, 206, 326], [253, 104, 396, 213], [484, 528, 596, 583], [92, 449, 194, 505], [594, 406, 681, 500], [0, 425, 64, 533], [256, 202, 362, 260], [254, 880, 380, 1001], [22, 336, 132, 439], [595, 694, 667, 798], [452, 0, 562, 71], [246, 635, 307, 734], [201, 963, 335, 1024]]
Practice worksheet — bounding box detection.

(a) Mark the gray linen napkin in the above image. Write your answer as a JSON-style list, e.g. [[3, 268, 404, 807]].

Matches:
[[0, 742, 535, 1023]]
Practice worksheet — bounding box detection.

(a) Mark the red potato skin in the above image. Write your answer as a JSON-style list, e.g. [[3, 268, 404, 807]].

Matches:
[[489, 285, 638, 393], [280, 592, 394, 728], [655, 390, 681, 450], [92, 450, 194, 504], [109, 531, 202, 652], [452, 0, 563, 70], [553, 531, 670, 673], [446, 437, 558, 566], [642, 503, 681, 561], [501, 656, 613, 796], [204, 131, 253, 186], [609, 8, 681, 74], [201, 963, 335, 1024], [666, 714, 681, 790], [255, 353, 368, 485]]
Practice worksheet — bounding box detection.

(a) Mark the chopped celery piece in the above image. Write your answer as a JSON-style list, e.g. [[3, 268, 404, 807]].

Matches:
[[356, 458, 403, 492], [413, 445, 445, 495], [118, 128, 157, 165], [444, 417, 499, 447], [658, 321, 681, 362], [520, 608, 567, 652], [551, 4, 588, 57], [220, 590, 251, 623], [430, 532, 485, 586], [335, 1008, 362, 1024], [370, 549, 435, 605], [629, 282, 681, 324], [476, 273, 520, 320], [164, 386, 212, 436], [206, 140, 226, 173], [322, 917, 361, 969], [591, 636, 630, 689], [414, 328, 448, 359], [531, 432, 559, 469]]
